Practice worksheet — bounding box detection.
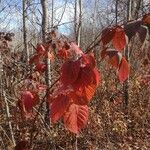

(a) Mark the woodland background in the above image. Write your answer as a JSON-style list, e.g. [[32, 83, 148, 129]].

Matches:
[[0, 0, 150, 149]]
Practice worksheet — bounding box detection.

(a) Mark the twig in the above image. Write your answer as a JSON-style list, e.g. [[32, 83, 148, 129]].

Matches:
[[29, 77, 60, 147], [85, 18, 115, 53], [3, 91, 16, 146], [0, 125, 12, 142]]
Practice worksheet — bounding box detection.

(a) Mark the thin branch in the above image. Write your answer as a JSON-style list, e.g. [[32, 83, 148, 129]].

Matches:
[[29, 77, 60, 147], [3, 91, 16, 146], [55, 0, 68, 27]]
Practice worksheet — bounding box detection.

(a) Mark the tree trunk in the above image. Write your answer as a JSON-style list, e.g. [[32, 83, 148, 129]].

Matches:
[[74, 0, 82, 46], [123, 0, 141, 111], [51, 0, 54, 28], [40, 0, 51, 124], [77, 0, 82, 46], [41, 0, 48, 42], [115, 0, 118, 25], [22, 0, 29, 62], [132, 0, 142, 19], [74, 0, 77, 43], [123, 0, 132, 111], [92, 0, 97, 56]]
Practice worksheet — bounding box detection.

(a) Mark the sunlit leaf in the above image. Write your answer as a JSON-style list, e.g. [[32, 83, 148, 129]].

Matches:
[[112, 26, 126, 51], [72, 67, 100, 104], [51, 94, 70, 123], [64, 104, 88, 134], [118, 57, 130, 82]]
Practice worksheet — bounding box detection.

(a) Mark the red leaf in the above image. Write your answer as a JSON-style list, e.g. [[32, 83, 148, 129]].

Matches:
[[20, 91, 39, 118], [76, 84, 97, 104], [64, 104, 88, 134], [61, 60, 80, 86], [52, 84, 74, 98], [36, 44, 46, 54], [81, 53, 96, 69], [57, 49, 70, 59], [142, 13, 150, 24], [68, 69, 100, 105], [51, 94, 70, 123], [29, 54, 40, 64], [15, 140, 28, 150], [68, 84, 97, 105], [112, 26, 126, 51], [108, 51, 122, 68], [73, 67, 100, 104], [73, 66, 99, 89], [101, 27, 115, 45], [35, 62, 46, 73], [68, 91, 84, 105], [118, 57, 130, 82], [124, 20, 142, 41], [21, 91, 34, 112]]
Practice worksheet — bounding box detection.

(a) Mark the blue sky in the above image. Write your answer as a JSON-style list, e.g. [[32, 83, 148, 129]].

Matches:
[[0, 0, 72, 33], [0, 0, 110, 31]]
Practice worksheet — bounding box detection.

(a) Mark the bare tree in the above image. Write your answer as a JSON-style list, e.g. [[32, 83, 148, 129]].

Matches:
[[41, 0, 48, 42], [22, 0, 29, 62], [132, 0, 142, 19], [77, 0, 82, 46], [74, 0, 82, 46], [123, 0, 144, 110], [123, 0, 132, 111], [40, 0, 51, 124]]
